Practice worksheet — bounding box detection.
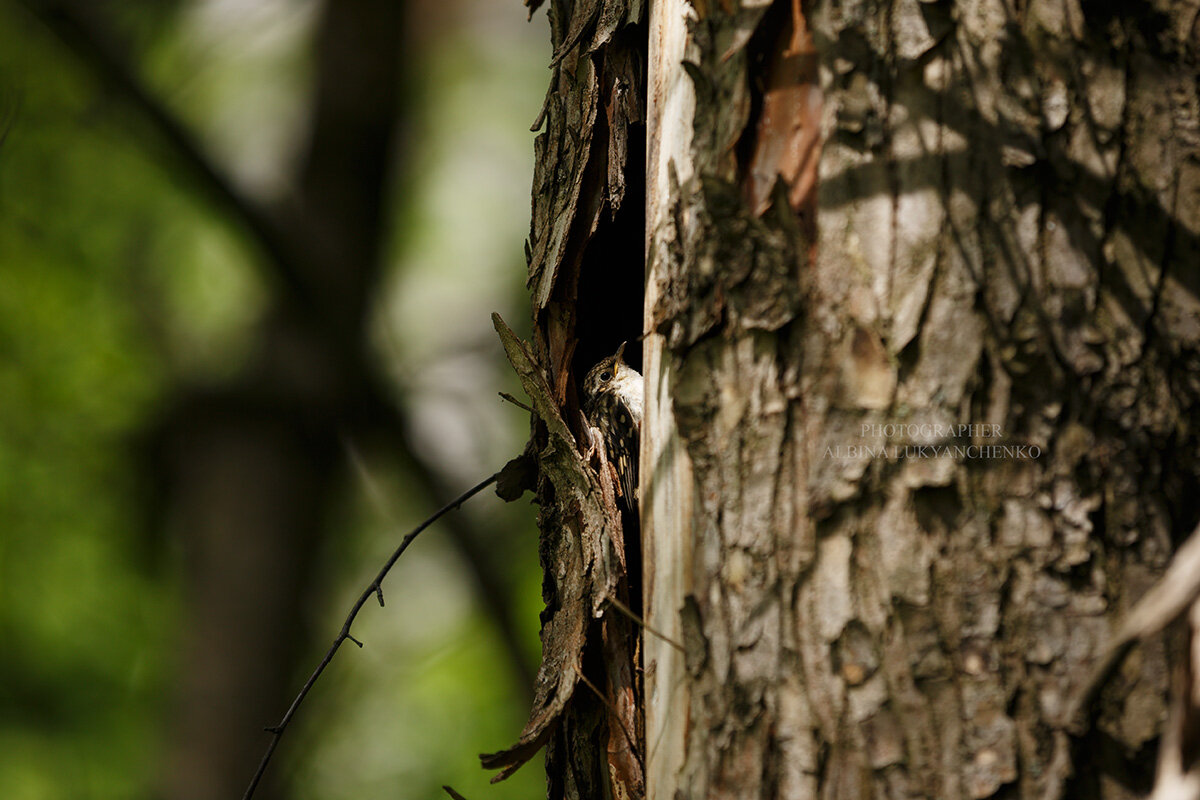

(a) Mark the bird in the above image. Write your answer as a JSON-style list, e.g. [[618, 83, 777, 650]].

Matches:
[[582, 342, 643, 511]]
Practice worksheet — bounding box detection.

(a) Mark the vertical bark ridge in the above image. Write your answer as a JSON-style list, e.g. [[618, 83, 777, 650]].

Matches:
[[489, 1, 651, 797]]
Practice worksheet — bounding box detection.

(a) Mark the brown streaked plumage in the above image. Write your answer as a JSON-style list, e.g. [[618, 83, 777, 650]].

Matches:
[[582, 342, 643, 509]]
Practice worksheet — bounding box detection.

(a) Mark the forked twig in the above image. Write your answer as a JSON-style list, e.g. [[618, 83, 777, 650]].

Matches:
[[1066, 521, 1200, 736], [241, 473, 499, 800]]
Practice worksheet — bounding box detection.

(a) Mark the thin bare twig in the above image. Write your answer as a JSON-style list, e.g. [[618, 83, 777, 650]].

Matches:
[[241, 472, 499, 800], [605, 594, 685, 653], [578, 671, 643, 766], [345, 432, 538, 693], [498, 391, 534, 414]]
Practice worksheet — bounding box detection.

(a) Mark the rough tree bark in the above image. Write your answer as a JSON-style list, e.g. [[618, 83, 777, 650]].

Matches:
[[483, 0, 648, 797], [504, 0, 1200, 798]]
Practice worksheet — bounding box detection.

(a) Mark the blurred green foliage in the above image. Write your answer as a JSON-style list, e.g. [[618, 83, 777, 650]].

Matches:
[[0, 6, 181, 798], [0, 1, 548, 798]]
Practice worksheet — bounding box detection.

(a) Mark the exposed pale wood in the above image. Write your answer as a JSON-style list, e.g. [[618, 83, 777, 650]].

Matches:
[[643, 2, 696, 798]]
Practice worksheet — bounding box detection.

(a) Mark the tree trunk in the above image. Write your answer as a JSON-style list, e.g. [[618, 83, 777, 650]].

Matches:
[[509, 0, 1200, 798]]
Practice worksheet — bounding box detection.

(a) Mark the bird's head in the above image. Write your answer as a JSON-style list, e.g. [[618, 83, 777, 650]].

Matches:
[[582, 341, 632, 401]]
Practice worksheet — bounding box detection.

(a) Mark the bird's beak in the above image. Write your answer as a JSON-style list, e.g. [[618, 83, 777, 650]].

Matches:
[[614, 341, 627, 363]]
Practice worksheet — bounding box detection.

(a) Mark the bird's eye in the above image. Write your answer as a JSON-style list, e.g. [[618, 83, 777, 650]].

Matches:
[[600, 371, 612, 381]]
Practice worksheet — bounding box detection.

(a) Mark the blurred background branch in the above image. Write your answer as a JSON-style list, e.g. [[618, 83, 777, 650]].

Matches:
[[14, 0, 307, 306], [0, 1, 546, 798]]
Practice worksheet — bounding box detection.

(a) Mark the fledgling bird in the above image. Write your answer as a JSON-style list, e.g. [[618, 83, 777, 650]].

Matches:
[[582, 342, 643, 510]]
